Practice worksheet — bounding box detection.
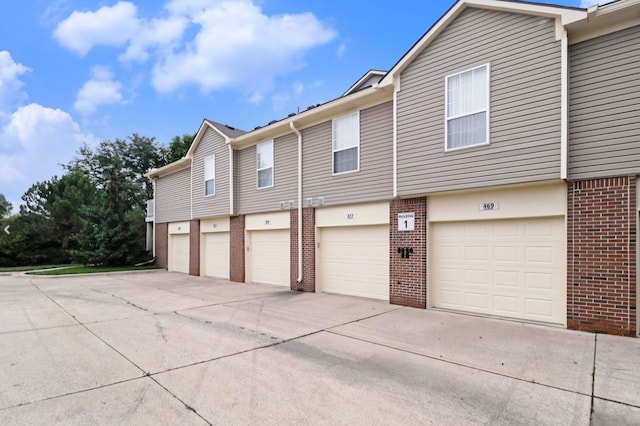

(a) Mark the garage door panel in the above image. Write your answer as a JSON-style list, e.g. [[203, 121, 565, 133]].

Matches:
[[465, 246, 487, 261], [526, 298, 553, 317], [465, 269, 488, 286], [169, 234, 189, 274], [432, 217, 565, 324], [249, 229, 290, 287], [318, 225, 389, 301], [494, 246, 518, 263], [204, 232, 230, 279], [525, 272, 554, 290], [466, 293, 489, 310]]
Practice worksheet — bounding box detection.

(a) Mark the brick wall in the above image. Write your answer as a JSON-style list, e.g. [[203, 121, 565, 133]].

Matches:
[[155, 223, 168, 269], [290, 208, 316, 291], [230, 215, 245, 282], [567, 176, 637, 336], [189, 219, 200, 276], [390, 198, 427, 308]]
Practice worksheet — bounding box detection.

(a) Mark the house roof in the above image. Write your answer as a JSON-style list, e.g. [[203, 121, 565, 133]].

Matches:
[[205, 120, 247, 138], [342, 70, 387, 97]]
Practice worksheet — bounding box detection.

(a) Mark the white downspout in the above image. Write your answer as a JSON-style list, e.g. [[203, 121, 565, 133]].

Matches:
[[189, 160, 194, 220], [228, 143, 234, 216], [153, 178, 157, 257], [392, 80, 399, 198], [560, 28, 568, 180], [290, 121, 303, 283]]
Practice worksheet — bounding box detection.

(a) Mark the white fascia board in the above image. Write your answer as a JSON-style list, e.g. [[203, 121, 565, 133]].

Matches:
[[145, 158, 191, 179], [185, 120, 232, 159], [342, 70, 387, 97], [568, 1, 640, 44]]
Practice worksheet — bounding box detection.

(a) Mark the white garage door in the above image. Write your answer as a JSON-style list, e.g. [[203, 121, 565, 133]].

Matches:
[[248, 229, 290, 286], [431, 217, 565, 324], [169, 234, 189, 274], [203, 232, 230, 279], [317, 225, 389, 301]]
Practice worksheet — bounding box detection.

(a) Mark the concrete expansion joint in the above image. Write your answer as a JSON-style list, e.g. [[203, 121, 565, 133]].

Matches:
[[590, 334, 598, 422], [147, 376, 214, 426], [0, 376, 145, 412]]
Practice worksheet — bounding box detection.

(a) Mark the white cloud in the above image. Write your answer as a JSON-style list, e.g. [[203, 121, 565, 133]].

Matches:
[[120, 16, 188, 63], [0, 51, 31, 111], [74, 66, 123, 115], [337, 43, 346, 58], [53, 1, 337, 102], [53, 2, 140, 55], [0, 103, 97, 203], [151, 1, 336, 94]]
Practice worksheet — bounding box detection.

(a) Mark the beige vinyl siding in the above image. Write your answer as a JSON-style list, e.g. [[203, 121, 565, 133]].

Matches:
[[192, 128, 229, 218], [568, 25, 640, 180], [303, 101, 393, 206], [236, 133, 298, 214], [155, 168, 191, 223], [397, 8, 561, 196]]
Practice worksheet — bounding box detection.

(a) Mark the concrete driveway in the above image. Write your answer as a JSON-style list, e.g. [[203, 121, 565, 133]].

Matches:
[[0, 271, 638, 425]]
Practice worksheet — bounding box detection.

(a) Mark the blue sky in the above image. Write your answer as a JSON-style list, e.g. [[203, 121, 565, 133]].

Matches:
[[0, 0, 601, 209]]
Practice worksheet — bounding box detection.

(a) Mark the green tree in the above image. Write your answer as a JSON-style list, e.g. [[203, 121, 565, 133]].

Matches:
[[68, 136, 155, 265], [20, 171, 97, 251], [163, 134, 194, 164], [0, 194, 12, 218], [67, 134, 166, 207]]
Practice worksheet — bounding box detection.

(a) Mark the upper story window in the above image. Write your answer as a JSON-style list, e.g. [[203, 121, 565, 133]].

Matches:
[[445, 64, 489, 151], [257, 140, 273, 189], [332, 112, 360, 174], [204, 154, 215, 196]]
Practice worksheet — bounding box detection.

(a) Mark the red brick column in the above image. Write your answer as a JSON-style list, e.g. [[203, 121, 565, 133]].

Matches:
[[230, 215, 245, 283], [189, 219, 200, 276], [290, 208, 315, 292], [155, 223, 168, 269], [567, 176, 637, 336], [390, 198, 427, 308]]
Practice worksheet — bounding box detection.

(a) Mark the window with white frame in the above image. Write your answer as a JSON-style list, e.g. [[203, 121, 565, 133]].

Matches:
[[204, 154, 215, 196], [445, 64, 489, 150], [332, 112, 359, 174], [257, 140, 273, 189]]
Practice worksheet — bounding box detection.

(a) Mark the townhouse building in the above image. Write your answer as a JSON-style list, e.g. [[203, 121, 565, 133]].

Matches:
[[146, 0, 640, 336]]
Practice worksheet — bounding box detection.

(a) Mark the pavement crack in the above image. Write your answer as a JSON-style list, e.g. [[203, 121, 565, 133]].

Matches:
[[0, 377, 144, 412]]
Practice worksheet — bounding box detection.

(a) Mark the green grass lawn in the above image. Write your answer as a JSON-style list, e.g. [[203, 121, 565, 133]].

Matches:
[[26, 265, 160, 276], [0, 264, 81, 273]]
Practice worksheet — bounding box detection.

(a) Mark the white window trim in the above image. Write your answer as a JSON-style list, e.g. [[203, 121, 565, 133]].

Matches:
[[204, 154, 215, 197], [332, 111, 360, 176], [256, 140, 274, 190], [444, 63, 490, 152]]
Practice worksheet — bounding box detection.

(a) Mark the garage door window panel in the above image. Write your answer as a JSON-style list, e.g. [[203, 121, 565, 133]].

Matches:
[[332, 112, 360, 174], [445, 64, 489, 151]]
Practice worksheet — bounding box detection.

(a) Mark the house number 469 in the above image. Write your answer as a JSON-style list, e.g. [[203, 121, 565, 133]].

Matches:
[[479, 202, 499, 211]]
